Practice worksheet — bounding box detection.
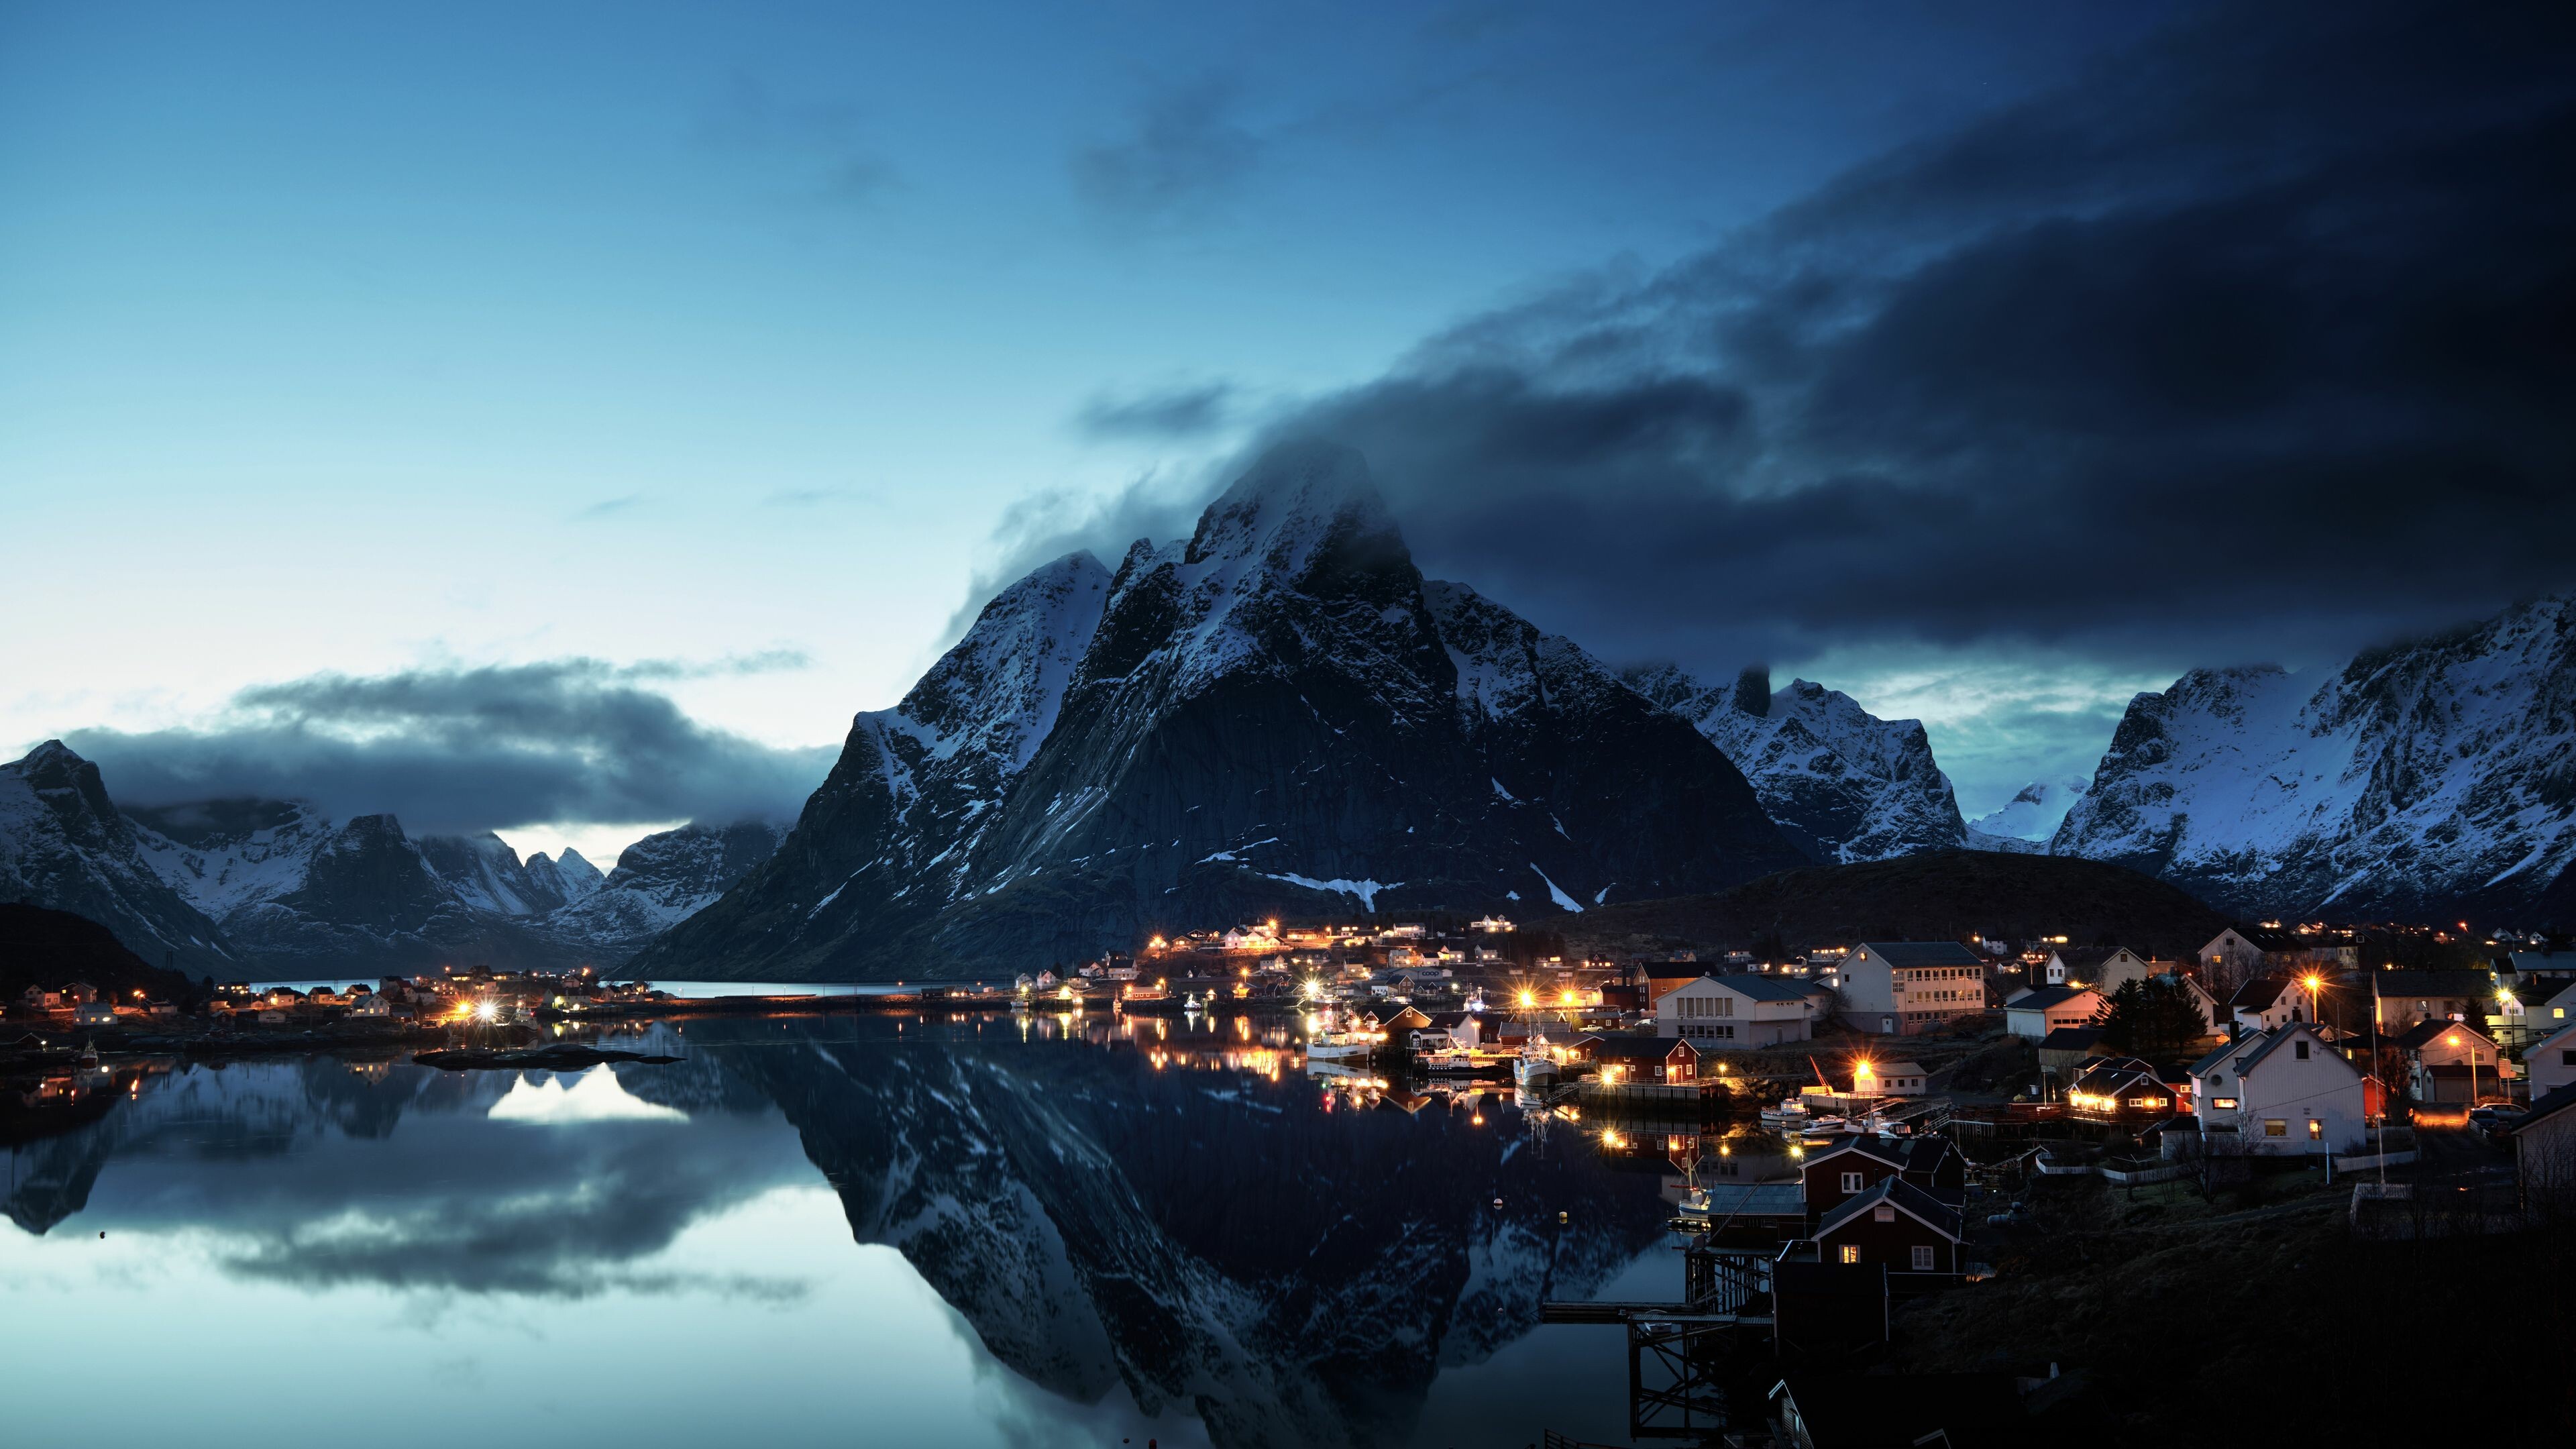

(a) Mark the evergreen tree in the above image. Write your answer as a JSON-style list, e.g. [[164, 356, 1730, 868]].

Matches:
[[2095, 976, 2208, 1061]]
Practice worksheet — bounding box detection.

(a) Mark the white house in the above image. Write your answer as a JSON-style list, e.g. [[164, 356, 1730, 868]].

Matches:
[[2519, 1020, 2576, 1100], [2002, 986, 2102, 1040], [1857, 1059, 1929, 1096], [72, 1001, 118, 1026], [2189, 1023, 2368, 1154], [2229, 977, 2307, 1034], [1658, 975, 1817, 1049], [1835, 942, 1990, 1036]]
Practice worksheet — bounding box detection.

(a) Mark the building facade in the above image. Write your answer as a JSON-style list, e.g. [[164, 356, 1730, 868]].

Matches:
[[1837, 942, 1990, 1036]]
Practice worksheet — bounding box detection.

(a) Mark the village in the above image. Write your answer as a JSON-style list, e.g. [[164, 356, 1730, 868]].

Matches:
[[10, 914, 2576, 1443]]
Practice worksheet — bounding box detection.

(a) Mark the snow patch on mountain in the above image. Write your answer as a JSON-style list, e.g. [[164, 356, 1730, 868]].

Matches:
[[1626, 663, 1969, 862], [2052, 596, 2576, 917], [1972, 777, 2092, 842]]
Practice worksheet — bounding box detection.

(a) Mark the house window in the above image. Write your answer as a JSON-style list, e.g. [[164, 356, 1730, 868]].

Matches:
[[2294, 1040, 2310, 1061], [1911, 1246, 1935, 1272], [2562, 1049, 2575, 1067], [1840, 1172, 1863, 1193], [1839, 1244, 1861, 1265], [1874, 1205, 1895, 1222], [2212, 1097, 2239, 1110], [2308, 1119, 2322, 1140], [2264, 1120, 2288, 1138]]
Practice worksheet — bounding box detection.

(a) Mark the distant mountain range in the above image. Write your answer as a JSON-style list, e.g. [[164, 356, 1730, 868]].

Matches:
[[11, 449, 2573, 975], [0, 740, 780, 977]]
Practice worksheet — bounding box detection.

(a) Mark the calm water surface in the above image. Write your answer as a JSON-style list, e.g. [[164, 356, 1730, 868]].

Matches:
[[3, 1014, 1741, 1448]]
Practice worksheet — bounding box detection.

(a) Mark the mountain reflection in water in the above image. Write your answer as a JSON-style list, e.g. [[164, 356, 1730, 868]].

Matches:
[[2, 1014, 1686, 1448]]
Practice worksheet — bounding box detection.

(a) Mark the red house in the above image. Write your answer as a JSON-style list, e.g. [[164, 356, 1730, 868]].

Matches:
[[1809, 1177, 1966, 1285], [1799, 1134, 1964, 1228]]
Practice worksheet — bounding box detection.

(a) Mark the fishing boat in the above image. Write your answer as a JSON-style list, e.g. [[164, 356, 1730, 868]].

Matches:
[[1799, 1115, 1849, 1138], [1759, 1098, 1811, 1127]]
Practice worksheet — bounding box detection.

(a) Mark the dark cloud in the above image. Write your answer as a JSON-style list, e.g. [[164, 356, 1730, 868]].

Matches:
[[1071, 79, 1266, 225], [64, 658, 835, 834], [1222, 0, 2576, 678], [1075, 382, 1239, 439]]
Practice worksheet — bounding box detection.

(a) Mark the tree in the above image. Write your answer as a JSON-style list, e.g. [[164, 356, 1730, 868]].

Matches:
[[2096, 977, 2210, 1061]]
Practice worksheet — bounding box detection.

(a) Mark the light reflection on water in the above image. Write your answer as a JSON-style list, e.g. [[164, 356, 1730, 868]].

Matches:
[[1, 1014, 1734, 1448]]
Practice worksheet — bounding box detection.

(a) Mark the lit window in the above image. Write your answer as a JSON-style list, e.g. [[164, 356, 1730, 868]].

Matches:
[[1839, 1245, 1861, 1265], [2308, 1119, 2322, 1140], [2212, 1097, 2239, 1110], [1911, 1246, 1935, 1271], [2264, 1120, 2288, 1138]]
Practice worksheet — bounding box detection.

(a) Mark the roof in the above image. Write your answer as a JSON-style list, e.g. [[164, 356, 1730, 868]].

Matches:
[[2392, 1019, 2489, 1052], [1875, 1059, 1927, 1075], [1701, 973, 1821, 1003], [2530, 1020, 2576, 1052], [1804, 1135, 1910, 1171], [2231, 1023, 2349, 1078], [2223, 924, 2310, 952], [1814, 1175, 1964, 1242], [2004, 985, 2096, 1012], [2506, 950, 2576, 974], [1853, 941, 1986, 968], [2191, 1036, 2253, 1075], [2039, 1026, 2105, 1053], [1589, 1033, 1692, 1059], [2368, 969, 2496, 999], [2510, 1080, 2576, 1136], [2229, 977, 2294, 1010]]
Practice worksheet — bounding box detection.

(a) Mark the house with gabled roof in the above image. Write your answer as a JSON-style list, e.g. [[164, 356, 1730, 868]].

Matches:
[[2229, 977, 2307, 1034], [1809, 1177, 1966, 1283], [2524, 1020, 2576, 1100], [1799, 1134, 1964, 1227], [2067, 1056, 2185, 1124], [1656, 973, 1823, 1049], [1837, 941, 1989, 1036], [2190, 1022, 2367, 1153], [2504, 1080, 2576, 1211], [2003, 985, 2101, 1039], [2393, 1019, 2506, 1106]]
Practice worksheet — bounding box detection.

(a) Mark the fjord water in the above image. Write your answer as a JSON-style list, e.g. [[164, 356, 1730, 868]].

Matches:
[[2, 1016, 1680, 1448]]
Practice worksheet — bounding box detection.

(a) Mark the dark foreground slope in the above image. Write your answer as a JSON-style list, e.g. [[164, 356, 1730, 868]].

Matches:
[[1565, 851, 2231, 959]]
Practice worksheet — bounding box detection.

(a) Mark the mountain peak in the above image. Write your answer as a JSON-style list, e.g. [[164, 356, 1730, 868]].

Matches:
[[1185, 440, 1400, 572]]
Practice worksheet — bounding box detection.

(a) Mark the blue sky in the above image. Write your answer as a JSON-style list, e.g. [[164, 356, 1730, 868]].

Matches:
[[11, 1, 2566, 865]]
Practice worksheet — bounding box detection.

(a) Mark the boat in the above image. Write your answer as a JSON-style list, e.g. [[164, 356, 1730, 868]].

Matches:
[[1760, 1099, 1811, 1127], [1799, 1116, 1849, 1138], [1513, 1037, 1559, 1089], [1303, 1028, 1379, 1062]]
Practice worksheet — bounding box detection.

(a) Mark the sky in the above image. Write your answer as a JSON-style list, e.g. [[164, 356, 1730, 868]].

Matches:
[[5, 0, 2571, 867]]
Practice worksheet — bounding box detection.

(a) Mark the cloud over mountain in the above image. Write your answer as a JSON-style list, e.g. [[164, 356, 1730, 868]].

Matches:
[[63, 659, 836, 835]]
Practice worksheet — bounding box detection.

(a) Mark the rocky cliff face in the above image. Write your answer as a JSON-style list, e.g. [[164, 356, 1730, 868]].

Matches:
[[0, 742, 238, 974], [543, 820, 784, 949], [1625, 663, 1970, 863], [2052, 596, 2576, 918], [639, 443, 1803, 979]]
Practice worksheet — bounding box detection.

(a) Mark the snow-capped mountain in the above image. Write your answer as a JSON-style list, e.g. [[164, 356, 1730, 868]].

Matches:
[[2053, 596, 2576, 918], [0, 742, 780, 974], [1625, 663, 1970, 863], [1968, 777, 2090, 852], [639, 442, 1801, 979], [544, 820, 785, 947], [0, 742, 238, 973]]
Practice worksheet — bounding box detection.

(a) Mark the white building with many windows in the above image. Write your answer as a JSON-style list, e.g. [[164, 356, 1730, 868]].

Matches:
[[1837, 941, 1990, 1036]]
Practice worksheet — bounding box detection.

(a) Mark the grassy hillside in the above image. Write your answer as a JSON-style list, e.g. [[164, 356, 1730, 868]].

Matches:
[[1566, 851, 2231, 959], [0, 903, 201, 1004]]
